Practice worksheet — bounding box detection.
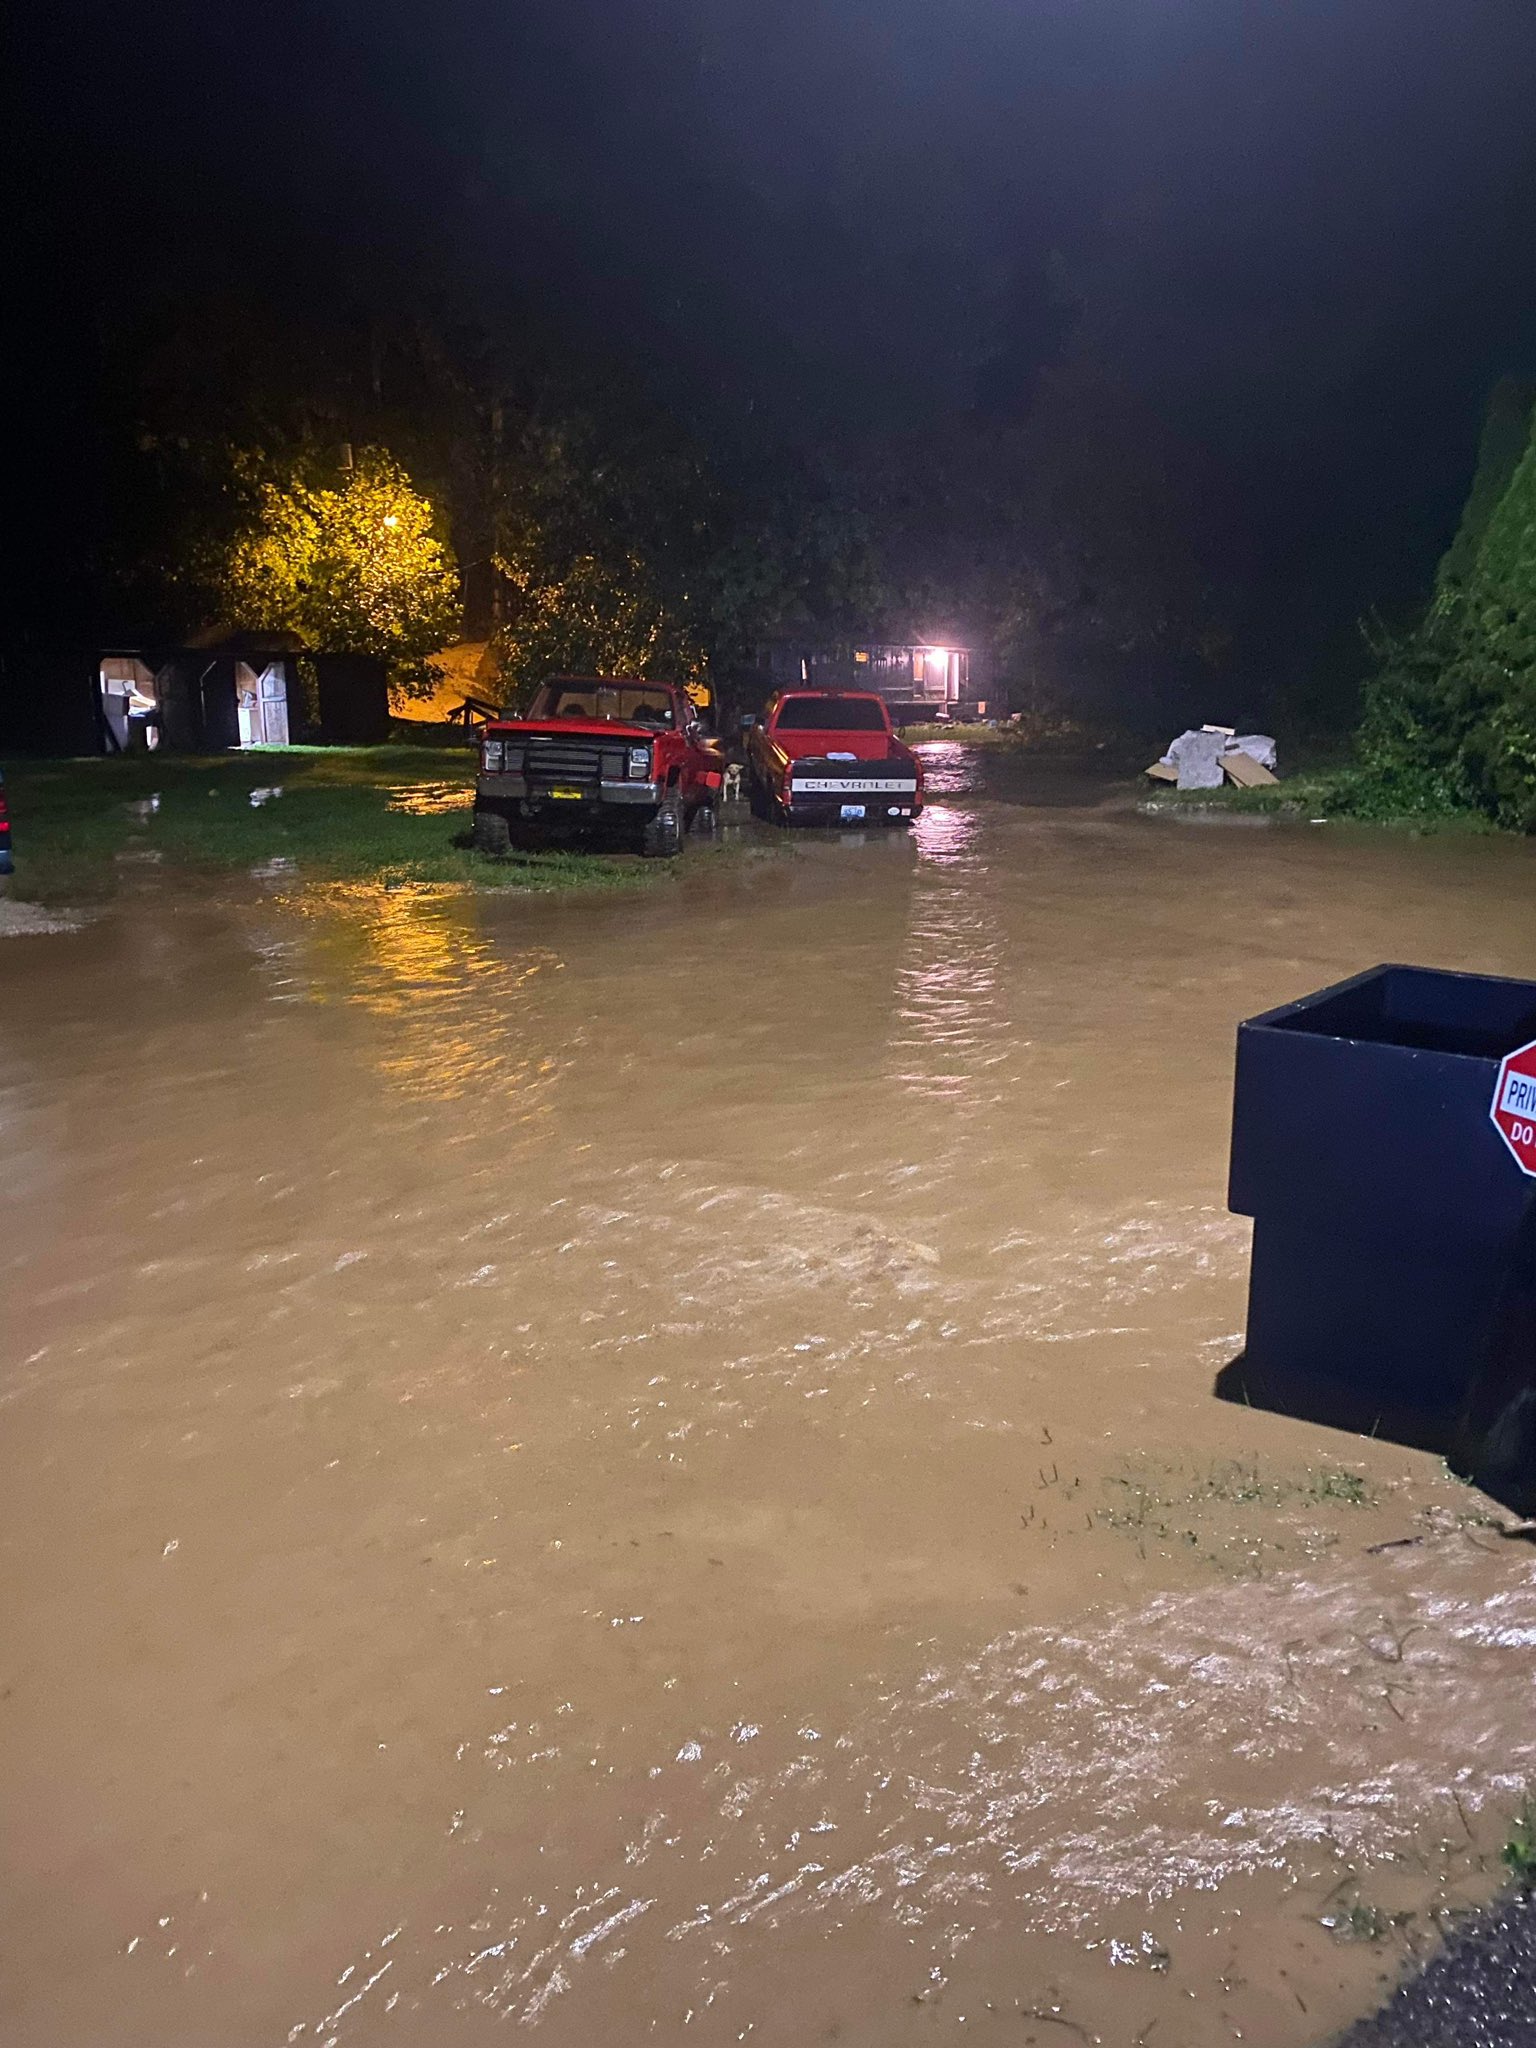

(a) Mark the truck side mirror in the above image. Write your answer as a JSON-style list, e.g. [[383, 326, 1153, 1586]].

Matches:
[[740, 714, 757, 731]]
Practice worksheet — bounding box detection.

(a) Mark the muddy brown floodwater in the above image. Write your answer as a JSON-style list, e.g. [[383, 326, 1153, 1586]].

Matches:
[[4, 752, 1536, 2048]]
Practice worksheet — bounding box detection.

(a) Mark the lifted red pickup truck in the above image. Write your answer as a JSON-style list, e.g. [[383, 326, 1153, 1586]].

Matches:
[[473, 678, 724, 858], [745, 690, 924, 827]]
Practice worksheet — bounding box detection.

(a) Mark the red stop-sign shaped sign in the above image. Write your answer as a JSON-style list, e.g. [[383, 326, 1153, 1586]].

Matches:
[[1492, 1038, 1536, 1177]]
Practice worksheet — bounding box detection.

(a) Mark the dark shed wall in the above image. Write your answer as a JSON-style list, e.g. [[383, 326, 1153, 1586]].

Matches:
[[0, 643, 104, 754]]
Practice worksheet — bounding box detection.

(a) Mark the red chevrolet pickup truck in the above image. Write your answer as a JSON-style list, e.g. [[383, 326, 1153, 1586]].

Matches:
[[473, 678, 724, 858], [745, 690, 924, 826]]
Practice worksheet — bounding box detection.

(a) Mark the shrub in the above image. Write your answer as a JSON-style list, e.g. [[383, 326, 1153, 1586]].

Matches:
[[1354, 389, 1536, 831]]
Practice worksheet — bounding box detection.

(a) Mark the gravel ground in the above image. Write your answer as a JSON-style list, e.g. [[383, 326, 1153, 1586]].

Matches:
[[1331, 1893, 1536, 2047]]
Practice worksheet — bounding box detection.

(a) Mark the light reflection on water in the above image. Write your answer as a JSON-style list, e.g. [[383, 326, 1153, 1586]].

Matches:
[[894, 803, 1006, 1108], [383, 779, 475, 817], [912, 801, 980, 866], [254, 881, 563, 1109], [911, 740, 987, 799]]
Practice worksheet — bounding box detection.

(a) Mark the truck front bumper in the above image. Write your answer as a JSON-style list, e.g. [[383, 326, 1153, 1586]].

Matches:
[[475, 773, 661, 814]]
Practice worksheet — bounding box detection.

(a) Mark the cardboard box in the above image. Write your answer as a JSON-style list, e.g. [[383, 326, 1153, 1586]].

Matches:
[[1222, 750, 1279, 788]]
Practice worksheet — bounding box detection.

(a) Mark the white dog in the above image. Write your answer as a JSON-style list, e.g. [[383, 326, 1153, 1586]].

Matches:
[[722, 762, 745, 805]]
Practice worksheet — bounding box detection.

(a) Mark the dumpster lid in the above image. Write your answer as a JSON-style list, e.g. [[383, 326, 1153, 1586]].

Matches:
[[1247, 963, 1536, 1065]]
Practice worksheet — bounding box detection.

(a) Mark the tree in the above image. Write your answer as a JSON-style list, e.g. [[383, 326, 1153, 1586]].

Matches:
[[481, 397, 880, 696], [1432, 377, 1535, 616], [215, 447, 461, 692], [857, 359, 1240, 720], [1453, 423, 1536, 827], [1358, 392, 1536, 829]]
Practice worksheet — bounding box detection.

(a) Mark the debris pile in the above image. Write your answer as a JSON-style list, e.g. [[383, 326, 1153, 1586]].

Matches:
[[1146, 725, 1278, 791]]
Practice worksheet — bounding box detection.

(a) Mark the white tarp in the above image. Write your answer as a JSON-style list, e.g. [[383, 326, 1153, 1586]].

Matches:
[[1157, 729, 1279, 788], [1166, 728, 1228, 790]]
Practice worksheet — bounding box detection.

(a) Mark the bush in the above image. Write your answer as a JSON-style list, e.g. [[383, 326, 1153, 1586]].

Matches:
[[1354, 399, 1536, 832], [1503, 1796, 1536, 1888]]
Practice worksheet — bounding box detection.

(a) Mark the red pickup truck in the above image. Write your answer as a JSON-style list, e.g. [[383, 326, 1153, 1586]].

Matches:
[[745, 690, 924, 827], [473, 678, 724, 858]]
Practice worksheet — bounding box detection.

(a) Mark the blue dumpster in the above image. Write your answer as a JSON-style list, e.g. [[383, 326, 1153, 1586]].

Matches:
[[1222, 964, 1536, 1450]]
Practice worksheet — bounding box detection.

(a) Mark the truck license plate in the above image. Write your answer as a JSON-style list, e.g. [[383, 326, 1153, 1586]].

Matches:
[[840, 804, 865, 821], [549, 786, 582, 800]]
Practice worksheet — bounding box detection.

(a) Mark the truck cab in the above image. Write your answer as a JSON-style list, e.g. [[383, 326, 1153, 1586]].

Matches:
[[473, 677, 724, 858], [744, 690, 923, 827]]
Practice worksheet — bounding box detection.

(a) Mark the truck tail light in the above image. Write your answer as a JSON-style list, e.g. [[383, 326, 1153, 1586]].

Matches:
[[627, 745, 652, 779], [482, 738, 505, 772]]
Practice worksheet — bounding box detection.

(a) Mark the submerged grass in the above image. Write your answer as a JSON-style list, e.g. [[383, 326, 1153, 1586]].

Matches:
[[1096, 1456, 1380, 1575], [898, 713, 1136, 755], [1, 748, 664, 901]]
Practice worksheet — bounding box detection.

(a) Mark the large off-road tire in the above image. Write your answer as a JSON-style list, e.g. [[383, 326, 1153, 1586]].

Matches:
[[473, 806, 512, 857], [641, 793, 684, 859], [747, 768, 771, 820], [685, 799, 717, 836]]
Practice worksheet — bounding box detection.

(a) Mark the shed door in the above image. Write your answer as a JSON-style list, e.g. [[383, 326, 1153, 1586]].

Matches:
[[257, 665, 290, 746]]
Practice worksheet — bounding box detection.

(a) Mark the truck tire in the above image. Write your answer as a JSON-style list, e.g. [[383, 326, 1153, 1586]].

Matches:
[[473, 807, 511, 857], [747, 768, 770, 820], [641, 794, 683, 859]]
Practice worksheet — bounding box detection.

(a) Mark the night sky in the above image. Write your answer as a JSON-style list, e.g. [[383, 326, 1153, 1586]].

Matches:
[[11, 0, 1536, 689]]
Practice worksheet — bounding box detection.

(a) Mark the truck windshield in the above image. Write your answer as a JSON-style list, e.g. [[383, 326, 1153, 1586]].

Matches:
[[531, 685, 675, 728], [774, 696, 887, 731]]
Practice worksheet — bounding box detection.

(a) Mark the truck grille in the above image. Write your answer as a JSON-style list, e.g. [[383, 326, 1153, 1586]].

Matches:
[[518, 740, 629, 784]]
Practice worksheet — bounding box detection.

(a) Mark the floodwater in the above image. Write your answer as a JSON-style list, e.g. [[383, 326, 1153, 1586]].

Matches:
[[4, 750, 1536, 2048]]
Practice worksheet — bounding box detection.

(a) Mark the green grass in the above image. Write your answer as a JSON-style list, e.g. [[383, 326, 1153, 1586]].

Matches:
[[1, 748, 664, 901], [1141, 761, 1505, 833], [1318, 1899, 1413, 1944], [900, 721, 1035, 747], [1103, 1457, 1377, 1518], [1503, 1796, 1536, 1887], [1095, 1457, 1379, 1575], [898, 713, 1130, 753]]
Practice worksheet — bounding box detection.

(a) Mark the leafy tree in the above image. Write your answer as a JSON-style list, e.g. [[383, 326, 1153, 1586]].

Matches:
[[481, 394, 881, 697], [495, 541, 699, 687], [1454, 426, 1536, 827], [487, 408, 708, 690], [1432, 377, 1535, 615], [212, 447, 461, 692], [1357, 393, 1536, 829], [857, 360, 1240, 718]]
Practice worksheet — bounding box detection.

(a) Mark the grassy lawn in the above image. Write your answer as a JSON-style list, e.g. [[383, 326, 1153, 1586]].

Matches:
[[897, 713, 1127, 751], [1139, 763, 1505, 833], [1, 747, 666, 901], [898, 721, 1032, 747]]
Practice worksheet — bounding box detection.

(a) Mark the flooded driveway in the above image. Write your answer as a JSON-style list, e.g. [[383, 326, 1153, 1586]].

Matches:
[[4, 754, 1536, 2048]]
